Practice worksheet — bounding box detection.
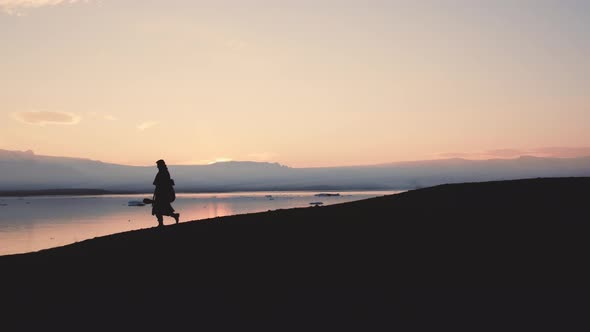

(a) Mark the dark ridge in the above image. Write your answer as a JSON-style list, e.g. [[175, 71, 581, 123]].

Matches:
[[2, 177, 590, 330]]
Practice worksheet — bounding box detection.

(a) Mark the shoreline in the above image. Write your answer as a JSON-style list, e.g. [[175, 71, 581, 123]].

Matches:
[[0, 187, 406, 198], [0, 190, 400, 256]]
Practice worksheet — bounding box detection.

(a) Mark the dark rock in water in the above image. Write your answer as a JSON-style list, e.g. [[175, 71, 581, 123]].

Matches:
[[315, 193, 340, 197]]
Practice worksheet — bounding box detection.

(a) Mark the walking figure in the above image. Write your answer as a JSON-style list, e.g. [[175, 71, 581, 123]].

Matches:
[[152, 159, 180, 227]]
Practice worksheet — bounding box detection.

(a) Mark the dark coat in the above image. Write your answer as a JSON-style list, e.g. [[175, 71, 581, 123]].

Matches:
[[152, 168, 175, 216]]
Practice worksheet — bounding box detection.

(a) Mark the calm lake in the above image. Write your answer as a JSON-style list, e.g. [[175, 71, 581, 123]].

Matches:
[[0, 190, 400, 255]]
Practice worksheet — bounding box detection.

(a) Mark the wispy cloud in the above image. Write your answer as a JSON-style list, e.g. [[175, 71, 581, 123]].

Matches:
[[485, 149, 526, 158], [209, 157, 233, 164], [137, 121, 158, 131], [13, 111, 80, 126], [533, 147, 590, 158], [439, 149, 532, 160], [0, 0, 87, 15], [177, 157, 234, 165], [439, 147, 590, 160], [438, 152, 480, 159]]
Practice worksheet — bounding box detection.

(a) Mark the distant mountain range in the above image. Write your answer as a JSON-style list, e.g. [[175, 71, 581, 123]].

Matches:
[[1, 149, 590, 192]]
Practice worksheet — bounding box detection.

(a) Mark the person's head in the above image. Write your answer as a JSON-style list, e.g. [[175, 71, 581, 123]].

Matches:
[[156, 159, 167, 170]]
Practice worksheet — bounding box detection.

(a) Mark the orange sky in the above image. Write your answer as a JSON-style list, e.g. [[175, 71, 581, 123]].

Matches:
[[1, 1, 588, 167]]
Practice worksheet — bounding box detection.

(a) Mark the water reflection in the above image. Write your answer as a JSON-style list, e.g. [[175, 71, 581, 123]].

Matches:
[[0, 191, 399, 255]]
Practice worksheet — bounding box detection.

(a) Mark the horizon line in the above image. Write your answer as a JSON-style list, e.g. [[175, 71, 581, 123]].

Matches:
[[1, 148, 590, 169]]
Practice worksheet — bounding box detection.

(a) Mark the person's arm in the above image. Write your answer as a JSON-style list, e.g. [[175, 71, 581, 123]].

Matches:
[[153, 172, 162, 186], [152, 173, 160, 201]]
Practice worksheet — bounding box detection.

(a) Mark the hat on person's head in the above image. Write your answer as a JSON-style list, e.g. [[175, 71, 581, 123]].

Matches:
[[156, 159, 166, 166]]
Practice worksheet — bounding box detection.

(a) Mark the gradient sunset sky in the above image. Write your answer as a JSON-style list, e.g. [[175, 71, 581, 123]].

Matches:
[[1, 0, 588, 167]]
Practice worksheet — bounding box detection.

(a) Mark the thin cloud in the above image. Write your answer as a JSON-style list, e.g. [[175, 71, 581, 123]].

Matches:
[[13, 111, 80, 126], [137, 121, 158, 131], [438, 152, 479, 159], [484, 149, 526, 158], [210, 157, 233, 164], [180, 158, 233, 165], [532, 147, 590, 158], [439, 147, 590, 160], [439, 150, 528, 160], [0, 0, 87, 15]]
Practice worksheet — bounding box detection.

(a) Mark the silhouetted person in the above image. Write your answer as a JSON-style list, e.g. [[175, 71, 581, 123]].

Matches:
[[152, 159, 179, 227]]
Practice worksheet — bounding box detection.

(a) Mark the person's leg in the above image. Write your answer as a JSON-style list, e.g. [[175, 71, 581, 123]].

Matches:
[[163, 212, 180, 224], [164, 205, 180, 224], [156, 214, 164, 227]]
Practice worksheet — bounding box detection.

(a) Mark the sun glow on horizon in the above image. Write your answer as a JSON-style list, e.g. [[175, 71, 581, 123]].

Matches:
[[207, 158, 233, 165]]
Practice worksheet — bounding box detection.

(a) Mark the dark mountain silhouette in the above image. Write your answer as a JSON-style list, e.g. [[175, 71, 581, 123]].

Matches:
[[2, 177, 590, 330], [1, 149, 590, 192]]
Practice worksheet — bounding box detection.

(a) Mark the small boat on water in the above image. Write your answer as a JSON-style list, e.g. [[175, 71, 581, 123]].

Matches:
[[128, 200, 146, 207], [309, 202, 324, 207]]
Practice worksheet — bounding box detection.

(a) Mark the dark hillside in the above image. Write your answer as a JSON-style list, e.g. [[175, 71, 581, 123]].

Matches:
[[2, 178, 590, 330]]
